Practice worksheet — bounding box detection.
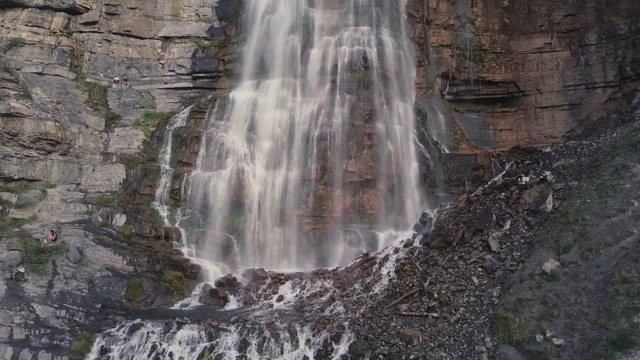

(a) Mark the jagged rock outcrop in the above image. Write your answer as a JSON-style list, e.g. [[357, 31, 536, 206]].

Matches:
[[408, 0, 640, 152]]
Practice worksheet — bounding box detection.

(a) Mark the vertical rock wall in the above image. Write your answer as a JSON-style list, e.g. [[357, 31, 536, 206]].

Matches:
[[408, 0, 640, 152]]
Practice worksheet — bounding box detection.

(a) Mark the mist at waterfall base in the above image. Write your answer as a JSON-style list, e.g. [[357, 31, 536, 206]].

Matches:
[[89, 1, 437, 359]]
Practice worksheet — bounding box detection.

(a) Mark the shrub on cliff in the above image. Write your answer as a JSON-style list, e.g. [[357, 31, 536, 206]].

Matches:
[[22, 240, 66, 274], [134, 111, 173, 136]]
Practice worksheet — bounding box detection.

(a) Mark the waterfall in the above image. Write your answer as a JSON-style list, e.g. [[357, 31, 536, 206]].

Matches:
[[182, 0, 424, 275], [152, 106, 192, 223], [89, 1, 429, 359]]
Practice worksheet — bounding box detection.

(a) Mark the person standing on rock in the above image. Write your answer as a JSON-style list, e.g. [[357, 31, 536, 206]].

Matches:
[[122, 75, 129, 89], [113, 74, 120, 86]]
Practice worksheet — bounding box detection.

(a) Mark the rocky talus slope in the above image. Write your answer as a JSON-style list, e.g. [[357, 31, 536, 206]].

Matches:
[[138, 97, 640, 359]]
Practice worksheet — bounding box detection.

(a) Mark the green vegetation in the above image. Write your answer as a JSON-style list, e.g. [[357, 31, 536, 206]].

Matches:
[[124, 278, 144, 301], [437, 293, 451, 306], [86, 191, 122, 207], [148, 207, 165, 228], [19, 82, 32, 100], [14, 193, 45, 209], [492, 300, 531, 345], [71, 68, 122, 129], [70, 332, 97, 356], [163, 268, 184, 279], [0, 216, 37, 240], [6, 37, 25, 50], [119, 224, 133, 236], [0, 59, 15, 75], [603, 326, 638, 359], [22, 240, 67, 274], [120, 153, 147, 167], [85, 82, 108, 110], [133, 111, 173, 136], [0, 181, 55, 194]]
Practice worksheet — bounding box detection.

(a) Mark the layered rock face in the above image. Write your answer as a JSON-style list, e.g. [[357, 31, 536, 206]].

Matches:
[[0, 0, 237, 358], [408, 0, 640, 153]]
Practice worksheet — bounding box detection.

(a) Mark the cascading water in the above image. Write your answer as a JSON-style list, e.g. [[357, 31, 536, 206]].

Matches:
[[152, 106, 192, 223], [89, 1, 431, 359], [183, 0, 424, 274]]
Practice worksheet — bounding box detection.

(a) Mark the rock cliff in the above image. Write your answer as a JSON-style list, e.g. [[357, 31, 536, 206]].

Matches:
[[409, 0, 640, 152], [0, 0, 237, 358]]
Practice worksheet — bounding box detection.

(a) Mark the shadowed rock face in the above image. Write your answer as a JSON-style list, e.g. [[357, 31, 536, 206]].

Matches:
[[408, 0, 640, 152]]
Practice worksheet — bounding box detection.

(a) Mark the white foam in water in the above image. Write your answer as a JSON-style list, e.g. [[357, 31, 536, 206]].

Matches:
[[89, 1, 433, 358], [152, 106, 193, 223], [223, 295, 241, 310]]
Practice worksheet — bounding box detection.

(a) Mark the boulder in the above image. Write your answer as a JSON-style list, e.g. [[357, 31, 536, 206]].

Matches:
[[520, 185, 554, 212], [412, 211, 434, 234], [476, 208, 495, 232], [542, 259, 560, 274], [214, 275, 238, 289], [242, 268, 270, 282], [0, 251, 22, 267], [67, 246, 83, 263], [112, 214, 127, 227], [203, 285, 228, 308]]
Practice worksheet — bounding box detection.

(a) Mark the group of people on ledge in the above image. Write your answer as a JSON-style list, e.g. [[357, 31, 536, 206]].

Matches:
[[112, 74, 130, 89]]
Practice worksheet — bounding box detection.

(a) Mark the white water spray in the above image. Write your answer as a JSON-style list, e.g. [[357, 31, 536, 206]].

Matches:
[[90, 1, 430, 359], [183, 0, 424, 276]]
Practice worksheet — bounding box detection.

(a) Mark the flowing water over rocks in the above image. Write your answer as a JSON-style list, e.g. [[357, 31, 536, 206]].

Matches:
[[90, 1, 432, 359], [181, 0, 424, 272]]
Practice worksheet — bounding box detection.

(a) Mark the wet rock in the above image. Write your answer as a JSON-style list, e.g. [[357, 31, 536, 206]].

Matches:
[[252, 268, 270, 282], [67, 246, 83, 263], [163, 227, 182, 242], [412, 211, 434, 234], [542, 258, 560, 274], [0, 251, 22, 267], [203, 285, 228, 308], [214, 274, 238, 289], [476, 208, 495, 232]]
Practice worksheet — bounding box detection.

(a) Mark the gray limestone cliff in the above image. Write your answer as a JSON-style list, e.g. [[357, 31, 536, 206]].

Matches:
[[0, 0, 238, 358]]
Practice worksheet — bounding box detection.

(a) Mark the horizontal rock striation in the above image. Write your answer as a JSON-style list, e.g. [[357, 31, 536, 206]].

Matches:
[[409, 0, 640, 152]]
